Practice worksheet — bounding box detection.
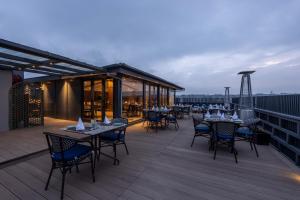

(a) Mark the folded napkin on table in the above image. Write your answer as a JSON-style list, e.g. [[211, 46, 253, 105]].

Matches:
[[217, 110, 222, 117], [103, 116, 111, 124], [220, 113, 225, 120], [205, 111, 211, 119], [232, 112, 239, 120], [76, 117, 85, 131]]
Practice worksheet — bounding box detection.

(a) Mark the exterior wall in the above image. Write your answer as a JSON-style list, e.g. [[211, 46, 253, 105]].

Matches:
[[43, 79, 81, 120], [0, 71, 12, 132]]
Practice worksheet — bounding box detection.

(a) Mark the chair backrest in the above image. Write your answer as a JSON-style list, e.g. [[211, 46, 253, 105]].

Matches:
[[192, 115, 203, 128], [111, 118, 128, 135], [147, 111, 160, 121], [111, 117, 128, 125], [183, 106, 190, 113], [242, 118, 260, 130], [212, 122, 236, 138], [44, 132, 77, 161]]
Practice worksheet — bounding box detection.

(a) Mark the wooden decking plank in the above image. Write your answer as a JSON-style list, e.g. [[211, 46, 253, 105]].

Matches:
[[0, 170, 46, 200], [4, 164, 72, 200], [0, 183, 20, 200]]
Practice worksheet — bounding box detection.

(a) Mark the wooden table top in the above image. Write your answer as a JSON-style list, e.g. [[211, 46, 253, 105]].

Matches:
[[43, 124, 127, 140]]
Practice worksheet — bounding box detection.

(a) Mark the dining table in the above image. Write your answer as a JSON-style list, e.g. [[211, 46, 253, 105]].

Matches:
[[44, 122, 127, 165]]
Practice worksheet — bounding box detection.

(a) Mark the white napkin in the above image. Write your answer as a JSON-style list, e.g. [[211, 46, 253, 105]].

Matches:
[[152, 106, 155, 110], [232, 111, 239, 120], [217, 110, 221, 117], [76, 117, 85, 131], [164, 106, 167, 110], [209, 104, 213, 109], [205, 111, 211, 119], [103, 116, 111, 124], [221, 113, 225, 120]]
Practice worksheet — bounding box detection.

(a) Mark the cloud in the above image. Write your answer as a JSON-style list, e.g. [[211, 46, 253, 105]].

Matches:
[[0, 0, 300, 94]]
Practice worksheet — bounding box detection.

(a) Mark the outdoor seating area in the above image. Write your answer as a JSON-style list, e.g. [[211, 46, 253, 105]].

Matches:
[[0, 119, 299, 200]]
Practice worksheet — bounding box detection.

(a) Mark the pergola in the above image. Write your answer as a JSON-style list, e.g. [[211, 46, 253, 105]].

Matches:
[[0, 38, 103, 77]]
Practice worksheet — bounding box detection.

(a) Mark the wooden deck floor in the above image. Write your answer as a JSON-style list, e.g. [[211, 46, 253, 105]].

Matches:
[[0, 118, 299, 199], [0, 117, 76, 164]]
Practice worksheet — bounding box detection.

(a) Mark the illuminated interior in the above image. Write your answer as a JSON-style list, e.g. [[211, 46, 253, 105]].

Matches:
[[122, 77, 143, 121], [105, 79, 114, 119]]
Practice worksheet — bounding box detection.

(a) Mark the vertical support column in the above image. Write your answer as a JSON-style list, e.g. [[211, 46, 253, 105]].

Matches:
[[167, 88, 169, 105], [157, 86, 160, 107], [113, 78, 122, 118]]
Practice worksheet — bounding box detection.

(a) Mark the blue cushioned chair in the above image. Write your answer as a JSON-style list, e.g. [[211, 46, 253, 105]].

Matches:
[[166, 110, 179, 130], [212, 121, 238, 163], [146, 111, 162, 132], [236, 118, 260, 157], [191, 115, 212, 148], [44, 132, 95, 200], [100, 118, 129, 165]]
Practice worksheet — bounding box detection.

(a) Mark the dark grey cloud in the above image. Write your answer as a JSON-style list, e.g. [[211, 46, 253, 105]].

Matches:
[[1, 0, 300, 94]]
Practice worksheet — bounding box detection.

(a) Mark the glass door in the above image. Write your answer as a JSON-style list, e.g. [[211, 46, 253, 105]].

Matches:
[[83, 81, 92, 120], [82, 80, 103, 121], [93, 80, 103, 120]]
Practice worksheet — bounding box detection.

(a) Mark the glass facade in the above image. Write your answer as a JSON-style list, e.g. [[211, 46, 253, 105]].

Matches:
[[122, 77, 143, 120], [94, 80, 103, 120], [169, 89, 175, 106], [149, 85, 157, 107], [81, 77, 177, 122], [82, 80, 103, 121], [160, 87, 168, 106], [105, 79, 114, 119], [144, 84, 150, 109], [83, 80, 92, 120]]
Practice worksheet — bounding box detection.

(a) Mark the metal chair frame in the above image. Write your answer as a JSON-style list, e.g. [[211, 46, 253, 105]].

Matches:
[[44, 132, 95, 200]]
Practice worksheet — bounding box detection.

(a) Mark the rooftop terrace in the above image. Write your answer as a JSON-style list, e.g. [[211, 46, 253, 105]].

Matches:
[[0, 118, 299, 200]]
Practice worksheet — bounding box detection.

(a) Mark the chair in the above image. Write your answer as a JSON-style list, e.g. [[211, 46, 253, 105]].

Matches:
[[212, 122, 238, 163], [183, 106, 191, 118], [191, 115, 211, 147], [166, 110, 179, 130], [44, 132, 95, 200], [236, 118, 259, 157], [174, 106, 184, 119], [146, 111, 162, 132], [99, 118, 129, 165]]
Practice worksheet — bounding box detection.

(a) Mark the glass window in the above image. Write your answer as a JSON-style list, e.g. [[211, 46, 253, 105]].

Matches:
[[83, 81, 92, 120], [144, 84, 150, 109], [93, 80, 103, 120], [122, 77, 143, 120], [150, 85, 157, 107], [105, 79, 114, 119], [160, 87, 168, 106], [169, 89, 175, 106]]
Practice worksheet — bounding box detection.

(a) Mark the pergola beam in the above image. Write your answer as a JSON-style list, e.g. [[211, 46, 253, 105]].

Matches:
[[0, 52, 84, 74], [0, 39, 103, 72]]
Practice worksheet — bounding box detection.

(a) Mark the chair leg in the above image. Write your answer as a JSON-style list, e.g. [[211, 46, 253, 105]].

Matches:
[[249, 141, 253, 150], [233, 148, 238, 163], [124, 142, 129, 155], [253, 143, 259, 157], [76, 164, 79, 173], [191, 135, 196, 147], [45, 165, 54, 190], [113, 143, 117, 165], [90, 154, 95, 182], [60, 168, 66, 200], [97, 136, 101, 161], [213, 141, 217, 160]]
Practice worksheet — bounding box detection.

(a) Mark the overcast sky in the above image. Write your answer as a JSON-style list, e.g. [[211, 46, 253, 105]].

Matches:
[[1, 0, 300, 94]]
